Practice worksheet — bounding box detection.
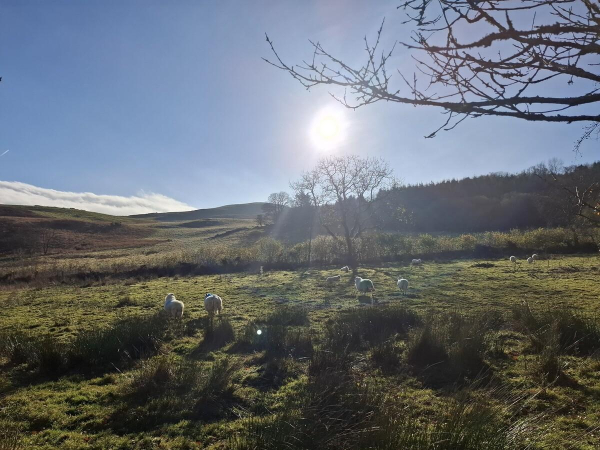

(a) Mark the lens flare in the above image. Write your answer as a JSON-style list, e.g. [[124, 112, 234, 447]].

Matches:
[[310, 108, 346, 150]]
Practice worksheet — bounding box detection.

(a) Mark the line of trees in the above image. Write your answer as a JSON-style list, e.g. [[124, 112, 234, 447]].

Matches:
[[263, 158, 600, 267]]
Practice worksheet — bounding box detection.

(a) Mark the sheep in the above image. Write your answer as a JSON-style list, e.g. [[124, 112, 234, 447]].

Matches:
[[355, 276, 375, 295], [509, 256, 517, 263], [341, 266, 350, 272], [397, 278, 409, 295], [164, 293, 184, 318], [527, 256, 534, 264], [327, 275, 341, 283], [411, 258, 422, 266], [204, 293, 223, 317], [532, 253, 539, 261]]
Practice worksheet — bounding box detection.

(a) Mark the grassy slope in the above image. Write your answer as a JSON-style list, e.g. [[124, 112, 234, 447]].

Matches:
[[0, 205, 139, 223], [131, 202, 267, 221], [1, 255, 599, 448]]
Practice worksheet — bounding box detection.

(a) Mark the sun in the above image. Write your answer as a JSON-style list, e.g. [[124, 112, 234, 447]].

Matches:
[[317, 115, 340, 140], [310, 108, 346, 150]]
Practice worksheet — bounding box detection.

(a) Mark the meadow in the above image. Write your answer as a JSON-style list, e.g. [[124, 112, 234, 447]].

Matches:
[[1, 251, 599, 449]]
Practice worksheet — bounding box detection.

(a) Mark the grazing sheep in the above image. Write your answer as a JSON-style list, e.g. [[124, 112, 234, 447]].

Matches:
[[509, 256, 517, 263], [204, 293, 223, 316], [532, 254, 539, 261], [527, 257, 534, 264], [411, 259, 422, 266], [341, 266, 350, 272], [327, 275, 341, 283], [355, 276, 375, 294], [164, 293, 184, 318], [397, 278, 409, 295]]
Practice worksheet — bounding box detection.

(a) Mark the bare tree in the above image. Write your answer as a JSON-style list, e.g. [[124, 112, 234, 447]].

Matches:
[[534, 159, 600, 228], [39, 229, 58, 255], [265, 0, 600, 144], [292, 155, 394, 269], [263, 192, 291, 223], [256, 214, 265, 227]]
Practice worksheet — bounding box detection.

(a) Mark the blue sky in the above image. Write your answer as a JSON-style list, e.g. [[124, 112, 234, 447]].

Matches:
[[0, 0, 597, 213]]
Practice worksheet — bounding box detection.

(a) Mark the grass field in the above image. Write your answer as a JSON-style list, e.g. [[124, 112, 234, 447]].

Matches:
[[1, 255, 599, 449]]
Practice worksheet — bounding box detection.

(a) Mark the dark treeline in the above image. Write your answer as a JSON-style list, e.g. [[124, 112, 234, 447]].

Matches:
[[376, 162, 600, 232], [272, 161, 600, 240]]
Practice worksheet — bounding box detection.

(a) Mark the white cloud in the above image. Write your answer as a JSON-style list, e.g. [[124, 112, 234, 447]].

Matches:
[[0, 181, 195, 216]]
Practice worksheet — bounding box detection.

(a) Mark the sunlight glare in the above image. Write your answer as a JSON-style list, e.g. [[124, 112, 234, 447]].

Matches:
[[310, 108, 346, 150]]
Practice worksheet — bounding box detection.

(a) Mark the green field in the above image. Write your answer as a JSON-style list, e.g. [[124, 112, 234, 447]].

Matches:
[[1, 255, 599, 449]]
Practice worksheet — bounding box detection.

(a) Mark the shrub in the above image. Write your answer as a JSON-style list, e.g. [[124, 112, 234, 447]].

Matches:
[[255, 238, 283, 264], [459, 234, 478, 251]]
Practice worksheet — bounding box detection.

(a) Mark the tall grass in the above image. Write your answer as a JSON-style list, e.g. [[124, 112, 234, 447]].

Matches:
[[231, 371, 530, 450], [406, 312, 491, 384], [3, 226, 597, 286], [512, 303, 600, 356], [322, 306, 420, 353], [0, 312, 180, 375]]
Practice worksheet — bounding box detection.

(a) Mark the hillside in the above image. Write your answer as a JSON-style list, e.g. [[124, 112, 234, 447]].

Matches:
[[131, 202, 266, 221], [0, 205, 157, 256]]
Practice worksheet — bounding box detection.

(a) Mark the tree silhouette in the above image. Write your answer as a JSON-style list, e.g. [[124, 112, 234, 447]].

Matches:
[[292, 155, 394, 269], [265, 0, 600, 144]]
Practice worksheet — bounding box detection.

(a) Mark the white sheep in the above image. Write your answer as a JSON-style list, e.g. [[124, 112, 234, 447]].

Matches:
[[527, 256, 534, 264], [340, 266, 350, 272], [164, 293, 184, 318], [509, 256, 517, 263], [397, 278, 409, 295], [355, 276, 375, 294], [327, 275, 341, 283], [532, 254, 539, 261], [411, 258, 422, 266], [204, 293, 223, 316]]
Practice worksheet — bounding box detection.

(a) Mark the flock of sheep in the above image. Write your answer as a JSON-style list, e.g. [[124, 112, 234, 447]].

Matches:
[[326, 258, 423, 297], [164, 254, 544, 318], [164, 292, 223, 319], [510, 253, 539, 266]]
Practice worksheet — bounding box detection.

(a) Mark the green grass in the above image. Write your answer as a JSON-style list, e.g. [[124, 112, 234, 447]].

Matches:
[[0, 255, 599, 448]]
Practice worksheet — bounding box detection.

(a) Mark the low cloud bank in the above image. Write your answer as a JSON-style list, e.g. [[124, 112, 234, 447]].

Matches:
[[0, 181, 195, 216]]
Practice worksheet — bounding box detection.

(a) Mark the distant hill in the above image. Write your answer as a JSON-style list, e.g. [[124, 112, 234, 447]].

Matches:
[[0, 205, 156, 256], [0, 205, 136, 223], [131, 202, 266, 221]]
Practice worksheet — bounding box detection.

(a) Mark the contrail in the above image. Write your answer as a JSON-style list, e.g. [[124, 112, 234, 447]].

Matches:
[[0, 150, 9, 157]]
